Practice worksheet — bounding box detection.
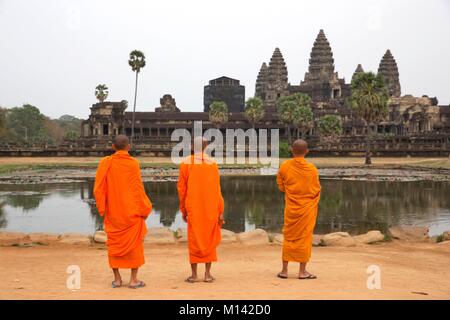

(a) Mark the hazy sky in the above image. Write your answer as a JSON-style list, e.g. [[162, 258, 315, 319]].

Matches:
[[1, 0, 449, 119]]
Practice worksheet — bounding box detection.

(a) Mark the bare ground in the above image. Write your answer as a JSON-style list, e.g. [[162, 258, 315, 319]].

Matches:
[[0, 156, 449, 168], [0, 157, 449, 183], [1, 241, 449, 300]]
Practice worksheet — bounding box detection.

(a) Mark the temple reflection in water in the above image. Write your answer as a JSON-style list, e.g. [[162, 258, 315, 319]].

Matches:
[[0, 177, 449, 235]]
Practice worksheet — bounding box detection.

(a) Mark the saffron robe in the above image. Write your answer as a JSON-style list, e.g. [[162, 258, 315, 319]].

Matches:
[[94, 150, 152, 269], [177, 153, 224, 263], [276, 157, 321, 263]]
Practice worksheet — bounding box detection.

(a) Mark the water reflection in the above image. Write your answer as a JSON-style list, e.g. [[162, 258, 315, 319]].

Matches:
[[0, 178, 449, 235], [0, 201, 7, 228]]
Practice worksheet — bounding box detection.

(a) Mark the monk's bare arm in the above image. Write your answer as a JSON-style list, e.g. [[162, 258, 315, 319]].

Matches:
[[312, 165, 321, 197], [177, 163, 188, 220], [133, 160, 153, 218], [215, 163, 225, 225], [276, 164, 286, 193], [93, 157, 109, 216]]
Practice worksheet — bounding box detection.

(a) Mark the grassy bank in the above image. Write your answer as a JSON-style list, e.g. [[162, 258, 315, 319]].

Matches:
[[0, 156, 449, 175]]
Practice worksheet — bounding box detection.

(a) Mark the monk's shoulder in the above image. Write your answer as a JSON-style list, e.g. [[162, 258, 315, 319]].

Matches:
[[279, 159, 294, 171], [305, 160, 319, 174], [98, 155, 111, 166], [180, 155, 194, 165], [205, 156, 218, 166], [130, 157, 141, 168], [120, 155, 140, 170]]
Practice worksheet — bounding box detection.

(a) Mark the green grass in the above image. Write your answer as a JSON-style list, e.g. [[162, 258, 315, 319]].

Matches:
[[0, 157, 448, 176], [0, 163, 97, 175], [406, 159, 450, 170], [0, 164, 32, 175], [0, 162, 268, 176]]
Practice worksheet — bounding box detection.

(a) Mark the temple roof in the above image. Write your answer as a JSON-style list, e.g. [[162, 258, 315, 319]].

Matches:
[[125, 111, 279, 122], [207, 76, 241, 86]]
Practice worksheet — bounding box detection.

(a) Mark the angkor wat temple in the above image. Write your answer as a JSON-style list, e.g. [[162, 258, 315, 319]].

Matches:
[[74, 29, 449, 156]]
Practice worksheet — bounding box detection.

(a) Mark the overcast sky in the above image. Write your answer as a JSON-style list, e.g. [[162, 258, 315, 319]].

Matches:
[[0, 0, 449, 119]]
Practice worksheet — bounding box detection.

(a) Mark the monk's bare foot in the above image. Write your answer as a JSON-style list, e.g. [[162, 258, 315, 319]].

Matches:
[[111, 280, 122, 288], [128, 280, 145, 289], [204, 274, 215, 283], [277, 272, 288, 279], [299, 271, 317, 280]]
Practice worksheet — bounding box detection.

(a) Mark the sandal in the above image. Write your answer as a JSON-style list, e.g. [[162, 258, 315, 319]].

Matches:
[[185, 276, 199, 283], [299, 274, 317, 280], [277, 273, 288, 279], [204, 276, 215, 283], [128, 280, 146, 289], [111, 281, 122, 288]]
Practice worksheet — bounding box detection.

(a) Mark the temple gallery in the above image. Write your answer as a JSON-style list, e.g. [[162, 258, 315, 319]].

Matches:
[[73, 30, 449, 156]]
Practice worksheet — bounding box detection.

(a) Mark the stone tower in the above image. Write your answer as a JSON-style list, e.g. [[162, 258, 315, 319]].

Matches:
[[378, 49, 401, 97], [265, 47, 289, 112], [255, 62, 268, 100], [351, 64, 364, 83], [303, 29, 335, 83], [296, 29, 346, 102], [203, 76, 245, 112]]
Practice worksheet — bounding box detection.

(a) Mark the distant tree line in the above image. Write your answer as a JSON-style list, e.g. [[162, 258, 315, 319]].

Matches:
[[0, 104, 82, 146]]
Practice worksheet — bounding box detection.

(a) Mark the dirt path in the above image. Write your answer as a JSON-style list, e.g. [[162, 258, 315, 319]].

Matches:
[[1, 241, 449, 300]]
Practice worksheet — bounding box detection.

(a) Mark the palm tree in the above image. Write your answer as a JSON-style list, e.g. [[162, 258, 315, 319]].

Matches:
[[208, 101, 229, 129], [294, 105, 314, 138], [277, 99, 297, 144], [128, 50, 146, 145], [316, 115, 343, 143], [277, 93, 312, 143], [95, 84, 109, 102], [244, 97, 265, 128], [350, 72, 389, 165]]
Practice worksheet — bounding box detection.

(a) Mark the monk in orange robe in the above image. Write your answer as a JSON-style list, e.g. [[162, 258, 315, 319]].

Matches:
[[177, 137, 225, 283], [276, 139, 321, 280], [94, 135, 152, 289]]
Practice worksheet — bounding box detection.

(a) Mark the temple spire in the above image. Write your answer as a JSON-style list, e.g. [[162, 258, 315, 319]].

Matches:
[[267, 48, 288, 85], [255, 62, 268, 99], [265, 48, 289, 105], [351, 64, 364, 82], [378, 49, 401, 97], [303, 29, 335, 83]]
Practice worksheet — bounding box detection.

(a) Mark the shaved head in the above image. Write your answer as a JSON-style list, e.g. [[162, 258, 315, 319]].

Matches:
[[113, 135, 130, 150], [193, 136, 209, 152], [291, 139, 308, 157]]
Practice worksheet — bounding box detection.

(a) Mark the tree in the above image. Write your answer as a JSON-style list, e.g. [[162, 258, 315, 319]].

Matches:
[[350, 72, 389, 165], [316, 115, 343, 142], [6, 104, 50, 144], [244, 97, 265, 128], [294, 105, 314, 138], [208, 101, 229, 129], [128, 50, 146, 145], [277, 93, 312, 143], [95, 84, 109, 102], [0, 107, 7, 137], [64, 131, 79, 140]]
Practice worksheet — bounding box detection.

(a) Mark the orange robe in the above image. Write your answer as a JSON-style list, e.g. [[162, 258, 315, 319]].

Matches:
[[177, 153, 224, 263], [276, 157, 321, 263], [94, 150, 152, 269]]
